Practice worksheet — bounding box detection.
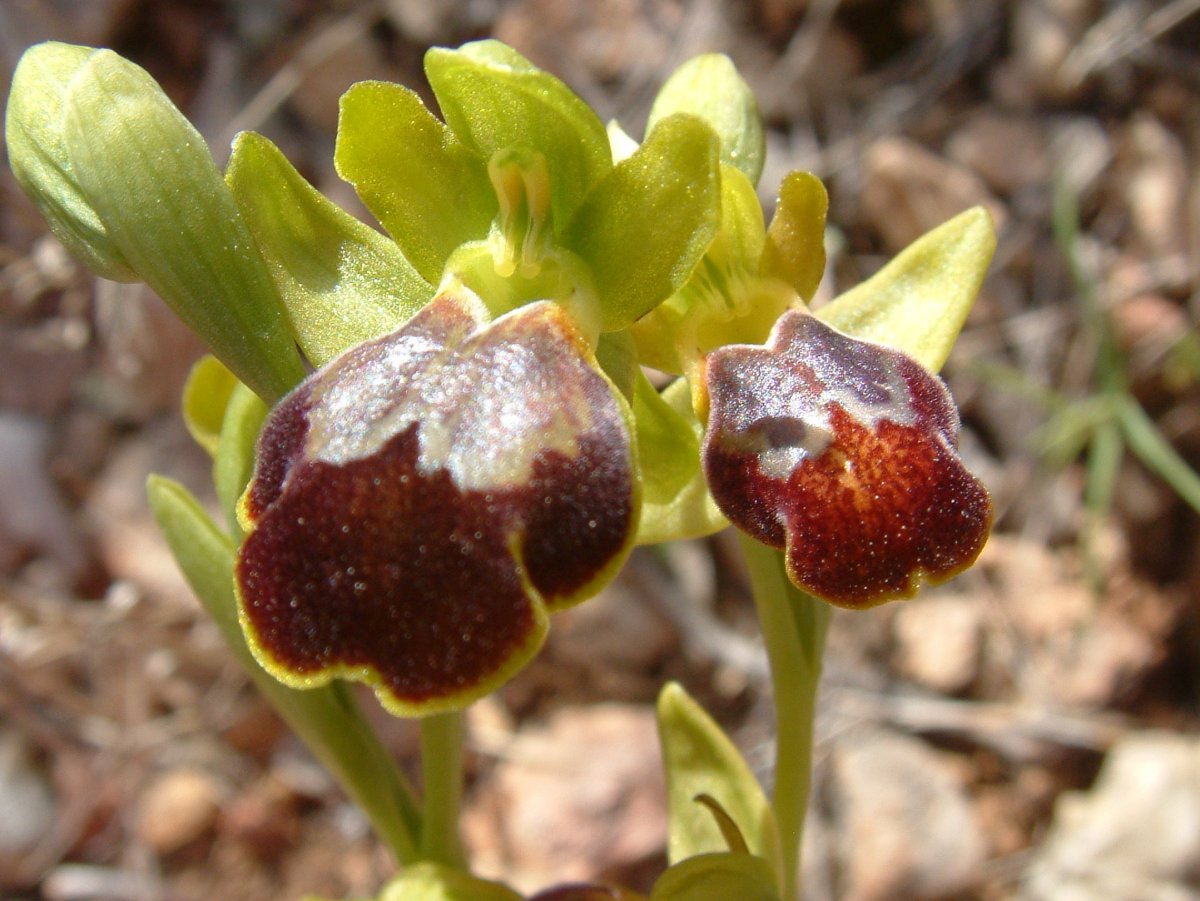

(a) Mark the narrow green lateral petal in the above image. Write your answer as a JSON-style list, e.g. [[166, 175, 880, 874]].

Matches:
[[146, 476, 421, 864], [657, 683, 782, 879], [182, 355, 237, 457], [425, 40, 611, 232], [214, 381, 267, 538], [648, 53, 765, 186], [335, 81, 496, 284], [565, 114, 721, 332], [6, 43, 136, 281], [650, 853, 781, 901], [635, 378, 727, 545], [816, 207, 996, 372], [631, 164, 773, 375], [759, 171, 828, 302], [56, 47, 304, 402], [227, 132, 432, 368], [376, 862, 521, 901], [634, 371, 700, 507]]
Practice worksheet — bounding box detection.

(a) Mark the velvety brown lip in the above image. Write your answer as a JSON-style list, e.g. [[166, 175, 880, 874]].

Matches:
[[236, 288, 637, 713], [702, 311, 992, 608]]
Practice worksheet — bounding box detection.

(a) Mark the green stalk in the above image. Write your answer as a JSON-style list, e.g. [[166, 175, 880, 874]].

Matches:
[[738, 534, 831, 900], [147, 476, 422, 864], [419, 710, 468, 869]]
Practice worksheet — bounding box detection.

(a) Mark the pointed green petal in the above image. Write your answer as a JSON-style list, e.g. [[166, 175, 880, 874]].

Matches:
[[648, 54, 765, 186], [425, 40, 611, 232], [816, 207, 996, 372], [759, 171, 828, 302], [335, 81, 496, 284], [657, 682, 782, 877], [565, 114, 721, 332], [630, 164, 777, 375], [36, 44, 305, 401], [227, 131, 432, 367], [633, 375, 727, 545], [6, 43, 136, 282]]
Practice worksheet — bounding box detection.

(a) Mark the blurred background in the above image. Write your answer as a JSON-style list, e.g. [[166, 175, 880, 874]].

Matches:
[[2, 0, 1199, 898]]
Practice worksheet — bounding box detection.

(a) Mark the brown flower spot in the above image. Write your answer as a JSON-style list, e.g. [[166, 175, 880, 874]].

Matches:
[[236, 287, 638, 715], [702, 312, 992, 607]]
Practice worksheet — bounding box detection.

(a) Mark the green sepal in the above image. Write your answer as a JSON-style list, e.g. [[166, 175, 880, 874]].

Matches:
[[182, 355, 238, 457], [226, 131, 432, 368], [656, 682, 782, 882], [634, 378, 727, 545], [425, 40, 611, 233], [213, 381, 267, 538], [565, 114, 721, 332], [6, 43, 136, 282], [370, 863, 522, 901], [817, 206, 996, 372], [648, 53, 765, 186], [146, 476, 421, 864], [26, 43, 306, 401], [335, 81, 496, 284], [650, 853, 781, 901], [759, 171, 828, 302], [630, 164, 774, 375]]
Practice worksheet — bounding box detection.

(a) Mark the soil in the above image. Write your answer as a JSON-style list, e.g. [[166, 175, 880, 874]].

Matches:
[[2, 1, 1199, 899]]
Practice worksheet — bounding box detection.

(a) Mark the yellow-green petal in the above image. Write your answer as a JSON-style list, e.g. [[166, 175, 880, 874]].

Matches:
[[335, 81, 496, 284], [759, 171, 828, 303], [565, 114, 721, 332], [425, 40, 611, 233], [816, 207, 995, 372], [181, 355, 237, 457], [648, 53, 765, 186], [227, 131, 432, 367]]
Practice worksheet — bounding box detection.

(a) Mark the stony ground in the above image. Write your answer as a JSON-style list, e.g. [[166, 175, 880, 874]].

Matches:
[[2, 1, 1199, 899]]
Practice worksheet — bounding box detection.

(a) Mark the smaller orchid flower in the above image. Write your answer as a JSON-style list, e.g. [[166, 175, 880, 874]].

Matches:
[[700, 310, 992, 607]]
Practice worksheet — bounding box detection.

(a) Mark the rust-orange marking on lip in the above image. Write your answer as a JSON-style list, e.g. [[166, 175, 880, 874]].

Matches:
[[702, 312, 992, 607]]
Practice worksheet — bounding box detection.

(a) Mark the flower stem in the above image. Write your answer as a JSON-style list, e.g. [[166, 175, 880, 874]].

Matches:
[[419, 710, 468, 869], [738, 534, 831, 901]]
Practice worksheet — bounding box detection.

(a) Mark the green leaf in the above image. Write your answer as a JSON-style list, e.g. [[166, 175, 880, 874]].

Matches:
[[5, 42, 136, 282], [650, 853, 781, 901], [214, 381, 267, 538], [565, 114, 721, 332], [227, 132, 432, 368], [335, 81, 496, 284], [376, 862, 522, 901], [759, 171, 828, 302], [146, 476, 421, 864], [40, 44, 306, 401], [425, 40, 611, 232], [817, 207, 995, 372], [182, 355, 238, 457], [648, 54, 765, 186], [656, 682, 782, 882], [634, 378, 727, 545]]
